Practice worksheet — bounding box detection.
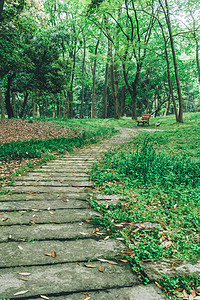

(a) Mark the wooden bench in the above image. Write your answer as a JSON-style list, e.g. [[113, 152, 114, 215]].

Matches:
[[136, 114, 151, 126]]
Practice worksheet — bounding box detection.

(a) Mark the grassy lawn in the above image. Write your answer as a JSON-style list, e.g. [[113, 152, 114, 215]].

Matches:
[[90, 112, 200, 299]]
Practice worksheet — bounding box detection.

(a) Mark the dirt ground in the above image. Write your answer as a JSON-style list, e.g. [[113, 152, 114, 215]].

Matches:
[[0, 119, 76, 144]]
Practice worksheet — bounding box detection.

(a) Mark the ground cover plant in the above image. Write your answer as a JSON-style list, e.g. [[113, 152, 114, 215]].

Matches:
[[90, 112, 200, 299]]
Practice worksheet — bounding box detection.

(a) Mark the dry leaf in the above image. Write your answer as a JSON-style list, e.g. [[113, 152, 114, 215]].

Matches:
[[126, 297, 130, 300], [2, 217, 8, 221], [104, 236, 109, 240], [155, 281, 162, 289], [85, 294, 90, 299], [120, 260, 128, 263], [85, 264, 96, 268], [18, 245, 23, 250], [107, 260, 118, 265], [19, 272, 31, 276], [98, 266, 104, 272], [97, 258, 108, 262], [192, 291, 197, 297], [45, 251, 56, 258], [183, 289, 189, 298], [86, 219, 91, 223], [17, 277, 28, 281], [40, 295, 50, 300], [51, 251, 57, 258], [14, 290, 29, 296]]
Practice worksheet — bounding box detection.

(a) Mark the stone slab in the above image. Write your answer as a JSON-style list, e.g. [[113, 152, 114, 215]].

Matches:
[[14, 181, 93, 187], [0, 261, 139, 298], [15, 175, 90, 181], [0, 223, 95, 242], [27, 172, 90, 177], [0, 209, 100, 225], [141, 259, 200, 280], [0, 198, 90, 211], [0, 238, 125, 267], [33, 285, 167, 300], [0, 193, 89, 202], [5, 186, 89, 193]]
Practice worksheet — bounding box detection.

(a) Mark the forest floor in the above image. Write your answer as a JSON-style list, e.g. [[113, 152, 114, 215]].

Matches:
[[0, 119, 78, 187]]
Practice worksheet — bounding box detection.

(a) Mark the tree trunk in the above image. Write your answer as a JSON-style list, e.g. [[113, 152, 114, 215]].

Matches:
[[194, 35, 200, 90], [0, 87, 5, 119], [103, 60, 109, 119], [5, 75, 14, 118], [91, 38, 100, 118], [120, 86, 125, 117], [163, 0, 183, 122], [80, 37, 86, 119], [19, 91, 29, 118], [0, 0, 5, 20]]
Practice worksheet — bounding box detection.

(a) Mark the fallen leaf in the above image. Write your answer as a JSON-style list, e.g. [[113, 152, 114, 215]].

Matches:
[[85, 294, 90, 299], [17, 277, 28, 281], [45, 251, 56, 258], [121, 250, 134, 255], [86, 219, 91, 223], [19, 272, 31, 276], [51, 251, 57, 258], [14, 290, 29, 296], [98, 266, 104, 272], [174, 288, 183, 293], [40, 295, 50, 300], [97, 258, 108, 262], [155, 281, 162, 289], [120, 260, 128, 263], [107, 260, 118, 265], [191, 290, 197, 297], [183, 289, 189, 298], [104, 236, 109, 240], [85, 264, 96, 268], [18, 245, 23, 250], [126, 297, 130, 300], [2, 217, 8, 221]]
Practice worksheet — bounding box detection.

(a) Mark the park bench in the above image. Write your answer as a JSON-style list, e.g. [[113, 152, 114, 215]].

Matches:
[[136, 114, 151, 126]]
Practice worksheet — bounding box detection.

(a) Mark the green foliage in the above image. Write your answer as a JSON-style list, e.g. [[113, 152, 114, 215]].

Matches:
[[90, 114, 200, 294], [159, 275, 200, 298]]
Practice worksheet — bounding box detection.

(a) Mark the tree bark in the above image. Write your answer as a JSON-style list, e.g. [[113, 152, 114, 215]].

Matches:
[[5, 75, 14, 118], [0, 0, 5, 20], [19, 91, 29, 118], [120, 86, 125, 117], [91, 38, 100, 118], [80, 37, 86, 119], [0, 87, 5, 119], [103, 58, 109, 119], [194, 34, 200, 89], [162, 0, 183, 122]]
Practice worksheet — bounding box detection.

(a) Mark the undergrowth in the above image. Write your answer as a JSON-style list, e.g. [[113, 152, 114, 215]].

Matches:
[[90, 117, 200, 299]]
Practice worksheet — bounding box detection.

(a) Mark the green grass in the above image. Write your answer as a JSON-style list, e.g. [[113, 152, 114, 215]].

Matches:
[[90, 112, 200, 298]]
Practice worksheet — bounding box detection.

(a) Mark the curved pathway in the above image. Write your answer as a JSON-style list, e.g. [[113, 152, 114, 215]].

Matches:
[[0, 128, 167, 299]]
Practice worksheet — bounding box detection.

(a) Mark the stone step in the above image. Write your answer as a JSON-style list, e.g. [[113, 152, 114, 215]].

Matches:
[[0, 238, 125, 268], [45, 162, 93, 166], [0, 261, 139, 299], [0, 222, 96, 242], [0, 198, 90, 211], [5, 186, 89, 193], [33, 285, 167, 300], [0, 209, 100, 226], [26, 172, 90, 177], [14, 181, 93, 187], [141, 259, 200, 280], [15, 175, 90, 181], [0, 192, 89, 202]]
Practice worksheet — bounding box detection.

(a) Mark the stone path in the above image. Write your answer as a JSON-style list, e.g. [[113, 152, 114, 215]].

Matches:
[[0, 128, 167, 300]]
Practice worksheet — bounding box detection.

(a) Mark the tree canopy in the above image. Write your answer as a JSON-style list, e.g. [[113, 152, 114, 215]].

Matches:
[[0, 0, 200, 121]]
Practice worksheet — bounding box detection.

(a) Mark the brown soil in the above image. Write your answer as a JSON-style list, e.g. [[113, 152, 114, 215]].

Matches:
[[0, 119, 76, 144]]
